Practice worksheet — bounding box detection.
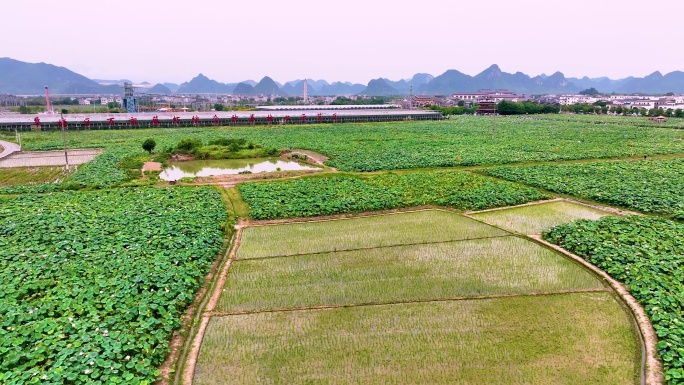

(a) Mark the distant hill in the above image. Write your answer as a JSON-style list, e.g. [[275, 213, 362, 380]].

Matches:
[[162, 83, 180, 93], [0, 57, 121, 95], [417, 65, 578, 95], [233, 82, 255, 95], [175, 74, 235, 94], [148, 83, 172, 95], [359, 78, 399, 96], [252, 76, 283, 95], [613, 71, 684, 94], [318, 81, 365, 95], [420, 69, 473, 95], [567, 76, 631, 93]]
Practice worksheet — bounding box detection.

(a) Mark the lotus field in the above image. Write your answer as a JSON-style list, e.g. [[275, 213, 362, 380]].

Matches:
[[544, 216, 684, 384], [486, 158, 684, 219], [3, 115, 683, 192], [0, 187, 227, 384], [238, 171, 548, 219]]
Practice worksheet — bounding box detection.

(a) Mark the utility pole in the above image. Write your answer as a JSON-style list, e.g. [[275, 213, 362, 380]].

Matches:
[[60, 112, 70, 174], [15, 127, 21, 151]]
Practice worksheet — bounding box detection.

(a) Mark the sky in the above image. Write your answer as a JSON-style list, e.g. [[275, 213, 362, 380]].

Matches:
[[2, 0, 682, 85]]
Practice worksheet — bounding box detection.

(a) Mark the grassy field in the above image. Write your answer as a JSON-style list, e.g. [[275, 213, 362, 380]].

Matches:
[[218, 236, 604, 312], [238, 210, 506, 259], [198, 293, 639, 385], [0, 166, 67, 187], [470, 201, 614, 234]]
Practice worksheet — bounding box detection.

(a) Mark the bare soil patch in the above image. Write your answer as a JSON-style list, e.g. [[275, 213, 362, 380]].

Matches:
[[168, 153, 195, 162], [142, 161, 162, 172], [282, 149, 331, 167]]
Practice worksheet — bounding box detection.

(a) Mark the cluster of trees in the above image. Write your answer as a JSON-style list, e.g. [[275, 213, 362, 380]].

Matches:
[[427, 105, 477, 115], [561, 103, 684, 117], [496, 101, 559, 115]]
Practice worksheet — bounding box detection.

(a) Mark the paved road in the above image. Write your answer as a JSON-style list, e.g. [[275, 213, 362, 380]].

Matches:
[[0, 140, 20, 159]]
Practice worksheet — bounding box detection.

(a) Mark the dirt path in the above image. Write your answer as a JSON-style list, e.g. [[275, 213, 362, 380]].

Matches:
[[283, 149, 331, 167], [180, 227, 244, 385]]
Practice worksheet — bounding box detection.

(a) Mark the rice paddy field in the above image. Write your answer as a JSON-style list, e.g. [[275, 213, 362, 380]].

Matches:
[[470, 200, 614, 234], [197, 294, 637, 385], [237, 210, 507, 258], [196, 209, 641, 384]]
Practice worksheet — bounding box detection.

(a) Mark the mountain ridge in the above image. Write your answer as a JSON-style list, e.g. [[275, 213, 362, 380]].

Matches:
[[2, 57, 683, 96]]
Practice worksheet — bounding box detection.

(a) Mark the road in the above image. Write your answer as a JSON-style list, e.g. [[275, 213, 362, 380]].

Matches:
[[0, 140, 20, 159]]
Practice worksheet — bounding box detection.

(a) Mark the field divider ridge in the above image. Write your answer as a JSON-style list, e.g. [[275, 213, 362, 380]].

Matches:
[[179, 226, 244, 385], [245, 207, 459, 227], [236, 233, 513, 261], [207, 287, 612, 317]]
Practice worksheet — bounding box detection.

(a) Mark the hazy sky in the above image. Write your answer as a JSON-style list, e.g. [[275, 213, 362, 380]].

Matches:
[[3, 0, 682, 85]]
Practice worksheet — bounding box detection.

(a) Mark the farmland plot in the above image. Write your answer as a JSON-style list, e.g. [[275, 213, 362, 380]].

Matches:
[[198, 294, 638, 385], [238, 210, 506, 259], [486, 158, 684, 219], [470, 200, 614, 234], [0, 187, 227, 385], [196, 209, 640, 384], [545, 216, 684, 384], [219, 236, 604, 312]]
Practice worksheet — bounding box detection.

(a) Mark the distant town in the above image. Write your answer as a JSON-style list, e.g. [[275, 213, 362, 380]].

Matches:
[[2, 87, 683, 118]]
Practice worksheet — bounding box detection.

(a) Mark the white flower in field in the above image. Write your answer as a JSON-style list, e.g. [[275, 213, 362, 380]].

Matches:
[[125, 355, 131, 360], [90, 361, 94, 366], [84, 369, 91, 374], [28, 310, 33, 314], [79, 351, 84, 356], [42, 375, 47, 380]]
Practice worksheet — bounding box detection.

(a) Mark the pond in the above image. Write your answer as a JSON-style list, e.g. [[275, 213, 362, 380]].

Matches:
[[159, 158, 319, 181]]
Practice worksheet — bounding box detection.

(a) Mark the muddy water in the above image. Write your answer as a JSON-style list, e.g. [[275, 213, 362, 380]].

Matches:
[[159, 158, 318, 181]]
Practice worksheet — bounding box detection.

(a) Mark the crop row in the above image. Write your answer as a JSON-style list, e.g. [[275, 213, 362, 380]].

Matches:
[[0, 187, 227, 384], [237, 171, 548, 219], [543, 216, 684, 384], [485, 158, 684, 219]]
